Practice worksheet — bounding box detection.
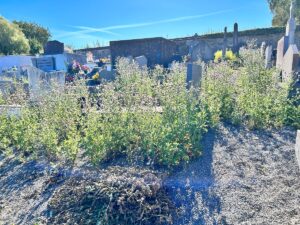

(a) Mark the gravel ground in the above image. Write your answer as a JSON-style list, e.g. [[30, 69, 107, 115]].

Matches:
[[0, 123, 299, 224], [166, 123, 300, 225]]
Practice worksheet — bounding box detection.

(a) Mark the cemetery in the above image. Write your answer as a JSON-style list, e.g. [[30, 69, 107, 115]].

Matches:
[[0, 0, 300, 224]]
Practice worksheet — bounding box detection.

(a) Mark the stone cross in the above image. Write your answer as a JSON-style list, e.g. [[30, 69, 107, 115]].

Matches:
[[290, 0, 295, 18], [222, 27, 228, 58], [286, 0, 296, 45], [233, 23, 239, 53]]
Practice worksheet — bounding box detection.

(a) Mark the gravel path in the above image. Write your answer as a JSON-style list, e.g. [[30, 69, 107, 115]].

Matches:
[[0, 123, 299, 224], [166, 123, 300, 225]]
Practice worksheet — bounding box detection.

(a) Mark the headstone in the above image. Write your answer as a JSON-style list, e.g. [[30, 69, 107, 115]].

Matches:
[[32, 57, 56, 72], [222, 27, 228, 58], [265, 45, 273, 69], [186, 63, 202, 88], [26, 66, 65, 99], [286, 0, 296, 46], [276, 36, 289, 69], [260, 42, 267, 57], [295, 130, 300, 169], [233, 23, 239, 53], [86, 51, 94, 63], [134, 55, 148, 68], [282, 44, 300, 81], [0, 80, 13, 96], [44, 40, 64, 55]]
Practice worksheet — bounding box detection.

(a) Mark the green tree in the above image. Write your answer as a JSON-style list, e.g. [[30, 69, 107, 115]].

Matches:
[[13, 21, 51, 54], [267, 0, 300, 26], [0, 17, 30, 55], [28, 38, 43, 55]]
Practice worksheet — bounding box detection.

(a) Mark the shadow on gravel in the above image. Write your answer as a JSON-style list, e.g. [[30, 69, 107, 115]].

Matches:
[[164, 128, 223, 225]]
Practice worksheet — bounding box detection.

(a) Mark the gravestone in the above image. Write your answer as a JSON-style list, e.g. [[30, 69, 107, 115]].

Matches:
[[260, 42, 267, 57], [276, 0, 300, 82], [233, 23, 239, 53], [265, 45, 273, 69], [296, 130, 300, 169], [0, 80, 13, 96], [44, 40, 64, 55], [134, 55, 148, 68], [32, 57, 56, 72], [282, 44, 300, 81], [186, 63, 202, 88], [222, 27, 228, 58], [286, 0, 296, 46], [26, 66, 65, 99], [276, 36, 289, 69]]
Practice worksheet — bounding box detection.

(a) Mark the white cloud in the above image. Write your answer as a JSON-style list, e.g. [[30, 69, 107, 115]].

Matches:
[[57, 9, 235, 39]]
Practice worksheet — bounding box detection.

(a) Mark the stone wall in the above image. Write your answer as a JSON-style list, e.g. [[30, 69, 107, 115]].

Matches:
[[110, 37, 177, 67], [74, 47, 110, 60], [74, 26, 300, 65], [173, 26, 300, 62]]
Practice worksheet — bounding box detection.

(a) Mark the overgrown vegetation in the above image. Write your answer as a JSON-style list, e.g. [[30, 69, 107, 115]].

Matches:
[[201, 45, 300, 129], [0, 47, 299, 168]]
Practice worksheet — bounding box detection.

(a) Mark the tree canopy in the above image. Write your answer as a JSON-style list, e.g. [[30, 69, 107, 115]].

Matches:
[[0, 17, 30, 55], [267, 0, 300, 26], [13, 21, 51, 54]]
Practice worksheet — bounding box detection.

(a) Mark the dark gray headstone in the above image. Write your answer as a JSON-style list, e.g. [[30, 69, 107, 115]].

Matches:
[[32, 57, 56, 72], [233, 23, 239, 53], [186, 63, 202, 88], [222, 27, 228, 58], [134, 55, 148, 68], [44, 41, 64, 55]]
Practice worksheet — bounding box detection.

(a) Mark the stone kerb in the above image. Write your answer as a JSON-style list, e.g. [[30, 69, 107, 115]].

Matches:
[[296, 130, 300, 169], [0, 105, 22, 117]]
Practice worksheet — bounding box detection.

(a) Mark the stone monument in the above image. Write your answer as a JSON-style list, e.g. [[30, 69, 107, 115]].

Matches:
[[186, 63, 202, 88], [233, 23, 239, 53], [222, 27, 228, 58], [265, 45, 273, 69], [276, 0, 300, 81]]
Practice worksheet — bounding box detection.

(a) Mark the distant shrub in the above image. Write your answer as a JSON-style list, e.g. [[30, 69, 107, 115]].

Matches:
[[214, 50, 237, 63], [0, 17, 30, 55]]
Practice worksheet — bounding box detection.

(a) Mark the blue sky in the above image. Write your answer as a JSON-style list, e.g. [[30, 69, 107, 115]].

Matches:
[[0, 0, 273, 49]]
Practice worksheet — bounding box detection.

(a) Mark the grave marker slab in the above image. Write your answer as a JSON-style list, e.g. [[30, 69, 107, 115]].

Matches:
[[134, 55, 148, 68], [44, 40, 64, 55], [186, 63, 202, 88], [282, 44, 299, 81], [32, 57, 56, 72]]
